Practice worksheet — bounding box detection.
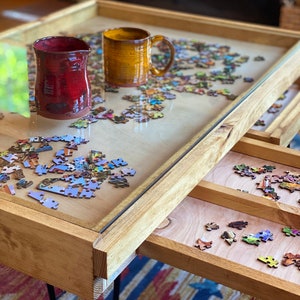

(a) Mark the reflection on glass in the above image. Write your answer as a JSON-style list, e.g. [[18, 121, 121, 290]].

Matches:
[[0, 43, 30, 117]]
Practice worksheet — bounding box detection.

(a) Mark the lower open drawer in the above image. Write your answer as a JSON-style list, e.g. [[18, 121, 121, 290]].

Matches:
[[138, 137, 300, 300]]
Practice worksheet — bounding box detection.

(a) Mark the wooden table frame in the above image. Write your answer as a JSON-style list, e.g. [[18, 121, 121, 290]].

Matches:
[[1, 1, 300, 299]]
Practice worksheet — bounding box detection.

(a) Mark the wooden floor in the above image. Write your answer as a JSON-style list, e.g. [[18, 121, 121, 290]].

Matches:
[[0, 0, 75, 31]]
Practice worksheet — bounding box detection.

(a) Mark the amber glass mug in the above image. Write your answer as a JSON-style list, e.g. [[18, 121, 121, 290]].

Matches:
[[103, 27, 175, 87]]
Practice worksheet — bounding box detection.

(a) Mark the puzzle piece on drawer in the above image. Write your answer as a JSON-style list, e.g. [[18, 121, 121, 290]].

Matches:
[[279, 182, 300, 193], [228, 220, 248, 230], [194, 238, 212, 251], [205, 222, 219, 231], [257, 256, 279, 268], [282, 226, 300, 237], [254, 229, 274, 242], [221, 231, 237, 245], [282, 253, 300, 267], [242, 234, 261, 246], [233, 164, 256, 179]]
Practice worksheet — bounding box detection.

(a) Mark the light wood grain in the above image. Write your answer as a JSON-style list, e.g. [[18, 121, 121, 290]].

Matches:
[[0, 195, 99, 299], [1, 1, 300, 298], [139, 232, 300, 300]]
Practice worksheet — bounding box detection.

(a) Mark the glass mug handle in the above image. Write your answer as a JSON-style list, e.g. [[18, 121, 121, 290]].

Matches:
[[150, 35, 175, 76]]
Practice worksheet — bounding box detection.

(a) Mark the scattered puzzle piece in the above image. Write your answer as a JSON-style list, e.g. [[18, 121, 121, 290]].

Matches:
[[282, 226, 300, 237], [221, 231, 237, 245], [228, 220, 248, 230], [254, 229, 273, 242], [258, 256, 279, 268], [205, 222, 219, 231], [194, 238, 213, 251], [242, 234, 261, 246]]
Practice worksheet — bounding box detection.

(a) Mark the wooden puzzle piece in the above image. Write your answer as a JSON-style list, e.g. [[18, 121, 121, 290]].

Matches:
[[242, 234, 261, 246], [282, 226, 300, 237], [228, 220, 248, 230], [279, 182, 300, 193], [205, 222, 219, 231], [35, 164, 48, 176], [194, 238, 213, 251], [254, 229, 273, 242], [221, 231, 237, 245], [42, 198, 59, 209], [282, 253, 300, 268], [28, 190, 45, 202], [258, 256, 279, 268]]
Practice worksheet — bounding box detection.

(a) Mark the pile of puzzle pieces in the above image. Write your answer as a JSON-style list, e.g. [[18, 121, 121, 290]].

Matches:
[[0, 134, 136, 209], [233, 163, 300, 200], [28, 32, 265, 129]]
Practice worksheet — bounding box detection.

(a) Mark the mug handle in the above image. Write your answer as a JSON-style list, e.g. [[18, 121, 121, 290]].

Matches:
[[150, 35, 175, 76]]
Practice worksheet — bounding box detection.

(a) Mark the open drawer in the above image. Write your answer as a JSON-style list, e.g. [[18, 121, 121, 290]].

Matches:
[[245, 84, 300, 146], [2, 0, 300, 298], [139, 137, 300, 299]]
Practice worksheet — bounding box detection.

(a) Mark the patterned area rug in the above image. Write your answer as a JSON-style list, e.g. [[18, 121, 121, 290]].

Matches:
[[0, 255, 255, 300], [58, 255, 255, 300]]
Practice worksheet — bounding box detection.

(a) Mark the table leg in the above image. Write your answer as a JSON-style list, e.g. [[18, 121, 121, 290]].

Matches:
[[113, 274, 121, 300], [46, 283, 56, 300]]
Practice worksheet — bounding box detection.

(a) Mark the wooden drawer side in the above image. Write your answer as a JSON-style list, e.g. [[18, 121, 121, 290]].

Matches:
[[139, 234, 300, 300]]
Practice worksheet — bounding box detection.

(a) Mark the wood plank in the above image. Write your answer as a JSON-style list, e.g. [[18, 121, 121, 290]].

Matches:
[[245, 129, 273, 143], [189, 180, 300, 228], [139, 234, 300, 300], [97, 0, 300, 47], [0, 195, 99, 299], [265, 91, 300, 146], [232, 137, 300, 167]]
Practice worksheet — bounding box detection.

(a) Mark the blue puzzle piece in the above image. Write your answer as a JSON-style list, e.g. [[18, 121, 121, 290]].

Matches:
[[42, 198, 59, 209], [28, 190, 45, 203], [79, 189, 95, 199], [64, 186, 79, 198], [35, 164, 48, 176], [84, 180, 101, 190], [111, 158, 128, 167], [38, 184, 65, 195], [254, 229, 274, 242]]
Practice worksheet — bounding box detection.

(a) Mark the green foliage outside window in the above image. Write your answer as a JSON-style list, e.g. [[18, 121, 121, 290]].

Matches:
[[0, 43, 30, 117]]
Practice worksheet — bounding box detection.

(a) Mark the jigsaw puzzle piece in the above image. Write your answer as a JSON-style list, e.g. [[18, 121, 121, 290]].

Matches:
[[258, 256, 279, 268]]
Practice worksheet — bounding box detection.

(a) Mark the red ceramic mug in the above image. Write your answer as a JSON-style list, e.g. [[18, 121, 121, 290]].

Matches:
[[33, 36, 91, 120]]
